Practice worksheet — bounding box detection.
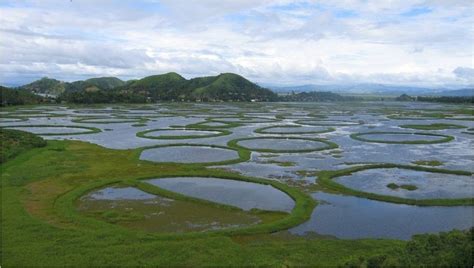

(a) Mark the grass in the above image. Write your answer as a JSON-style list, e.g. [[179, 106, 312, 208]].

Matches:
[[350, 131, 454, 144], [400, 123, 467, 130], [228, 136, 338, 153], [0, 139, 405, 266], [317, 163, 474, 206], [386, 183, 418, 191]]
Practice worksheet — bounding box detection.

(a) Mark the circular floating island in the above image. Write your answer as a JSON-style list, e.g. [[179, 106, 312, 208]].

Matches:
[[228, 137, 338, 153], [136, 128, 230, 140], [139, 144, 248, 165], [335, 168, 473, 200], [400, 123, 467, 130], [73, 117, 144, 124], [255, 125, 335, 134], [0, 125, 101, 135], [318, 164, 473, 206], [209, 116, 279, 124], [0, 117, 28, 123], [350, 131, 454, 144], [296, 119, 362, 126]]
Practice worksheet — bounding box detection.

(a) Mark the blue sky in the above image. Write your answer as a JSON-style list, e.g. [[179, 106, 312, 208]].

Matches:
[[0, 0, 472, 88]]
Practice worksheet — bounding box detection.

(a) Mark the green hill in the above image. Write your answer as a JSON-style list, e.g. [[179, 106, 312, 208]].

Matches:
[[123, 72, 277, 102], [18, 72, 278, 103], [190, 73, 276, 101], [85, 77, 125, 90], [19, 77, 67, 96]]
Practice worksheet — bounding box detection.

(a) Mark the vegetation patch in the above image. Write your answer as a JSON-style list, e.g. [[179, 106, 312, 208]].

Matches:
[[400, 123, 467, 130], [136, 128, 230, 140], [0, 128, 46, 163], [350, 131, 454, 144], [317, 163, 473, 206], [0, 124, 101, 136], [255, 125, 335, 134], [228, 136, 338, 153], [412, 160, 443, 166], [386, 183, 418, 191], [341, 228, 473, 268]]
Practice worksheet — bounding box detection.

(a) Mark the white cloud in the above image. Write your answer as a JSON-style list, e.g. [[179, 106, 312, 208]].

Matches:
[[0, 0, 472, 88]]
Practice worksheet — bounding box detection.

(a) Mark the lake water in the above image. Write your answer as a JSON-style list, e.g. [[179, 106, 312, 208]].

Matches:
[[146, 177, 294, 212]]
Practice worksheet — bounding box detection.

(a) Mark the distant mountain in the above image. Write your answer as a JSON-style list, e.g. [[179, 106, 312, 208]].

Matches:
[[267, 83, 473, 96], [433, 88, 473, 97], [279, 91, 356, 102], [0, 86, 44, 106]]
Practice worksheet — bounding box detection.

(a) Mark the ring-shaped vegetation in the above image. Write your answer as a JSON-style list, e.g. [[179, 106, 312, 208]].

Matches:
[[317, 163, 474, 206], [0, 116, 28, 123], [72, 117, 146, 124], [54, 172, 316, 238], [399, 123, 467, 130], [8, 112, 65, 118], [184, 120, 243, 129], [255, 125, 335, 135], [0, 124, 101, 136], [136, 128, 231, 140], [296, 119, 362, 126], [209, 116, 280, 124], [137, 143, 251, 166], [350, 131, 454, 144], [228, 136, 338, 153]]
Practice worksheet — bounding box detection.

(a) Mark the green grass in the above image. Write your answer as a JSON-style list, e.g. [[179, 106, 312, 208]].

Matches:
[[317, 163, 473, 206], [0, 128, 46, 163], [400, 123, 467, 130], [386, 183, 418, 191], [0, 139, 405, 266]]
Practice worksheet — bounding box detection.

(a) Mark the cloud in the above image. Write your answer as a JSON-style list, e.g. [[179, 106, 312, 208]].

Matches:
[[0, 0, 472, 88]]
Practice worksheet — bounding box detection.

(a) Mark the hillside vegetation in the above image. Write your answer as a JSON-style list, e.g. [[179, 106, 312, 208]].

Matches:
[[0, 129, 46, 163], [0, 86, 43, 106]]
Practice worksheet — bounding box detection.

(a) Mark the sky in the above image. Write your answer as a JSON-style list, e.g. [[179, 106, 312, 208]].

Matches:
[[0, 0, 473, 88]]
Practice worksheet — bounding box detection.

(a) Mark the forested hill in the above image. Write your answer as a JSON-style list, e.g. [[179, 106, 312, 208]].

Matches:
[[12, 73, 278, 103], [0, 86, 44, 106]]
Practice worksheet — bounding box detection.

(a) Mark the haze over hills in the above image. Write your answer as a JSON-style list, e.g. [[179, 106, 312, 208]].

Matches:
[[266, 83, 474, 96]]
